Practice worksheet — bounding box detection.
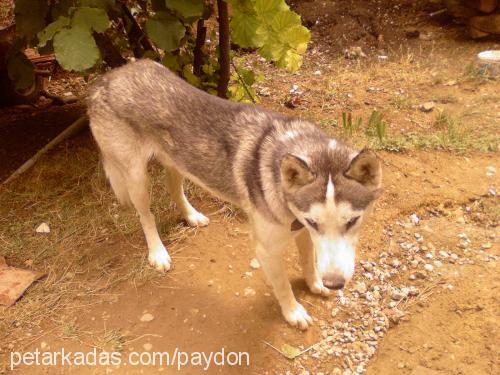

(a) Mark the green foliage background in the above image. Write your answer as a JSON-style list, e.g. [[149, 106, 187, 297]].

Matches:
[[9, 0, 310, 98]]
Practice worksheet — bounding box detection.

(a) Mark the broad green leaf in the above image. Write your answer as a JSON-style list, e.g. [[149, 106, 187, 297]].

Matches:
[[227, 0, 255, 14], [7, 52, 35, 90], [237, 68, 255, 86], [161, 53, 181, 72], [145, 12, 185, 52], [230, 13, 262, 48], [142, 50, 160, 60], [53, 27, 100, 71], [284, 25, 310, 53], [270, 10, 301, 33], [254, 0, 289, 20], [277, 49, 303, 72], [258, 34, 287, 61], [182, 65, 200, 87], [37, 17, 70, 48], [78, 0, 115, 10], [166, 0, 204, 20], [72, 7, 110, 33], [15, 0, 49, 41]]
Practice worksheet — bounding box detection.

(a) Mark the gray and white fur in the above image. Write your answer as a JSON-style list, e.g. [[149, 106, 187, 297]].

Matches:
[[87, 59, 382, 329]]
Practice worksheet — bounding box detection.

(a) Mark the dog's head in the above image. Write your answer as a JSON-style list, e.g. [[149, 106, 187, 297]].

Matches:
[[281, 144, 382, 290]]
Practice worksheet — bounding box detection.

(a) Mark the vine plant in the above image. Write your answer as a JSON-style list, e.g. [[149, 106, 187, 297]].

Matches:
[[9, 0, 310, 101]]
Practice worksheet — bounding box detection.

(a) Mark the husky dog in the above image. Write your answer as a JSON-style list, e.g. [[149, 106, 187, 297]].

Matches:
[[87, 59, 382, 329]]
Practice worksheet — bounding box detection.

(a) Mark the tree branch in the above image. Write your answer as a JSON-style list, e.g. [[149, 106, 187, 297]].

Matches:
[[93, 32, 127, 68], [120, 2, 154, 57], [216, 0, 230, 98], [193, 19, 207, 77]]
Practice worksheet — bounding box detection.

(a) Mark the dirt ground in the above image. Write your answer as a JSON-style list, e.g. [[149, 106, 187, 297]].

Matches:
[[0, 1, 499, 374]]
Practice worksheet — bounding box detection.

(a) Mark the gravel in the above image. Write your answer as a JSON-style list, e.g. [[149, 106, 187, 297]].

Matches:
[[282, 211, 498, 375]]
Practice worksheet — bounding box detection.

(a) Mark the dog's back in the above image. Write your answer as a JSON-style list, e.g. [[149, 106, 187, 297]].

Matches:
[[87, 59, 288, 205]]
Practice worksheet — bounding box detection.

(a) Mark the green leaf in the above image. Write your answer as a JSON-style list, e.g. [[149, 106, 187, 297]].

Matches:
[[78, 0, 115, 10], [270, 10, 301, 34], [284, 25, 310, 53], [254, 0, 289, 20], [145, 12, 185, 52], [37, 17, 70, 48], [230, 0, 310, 72], [202, 63, 215, 76], [277, 50, 303, 71], [7, 52, 35, 90], [15, 0, 49, 41], [258, 34, 287, 61], [53, 27, 100, 71], [166, 0, 204, 20], [237, 68, 255, 86], [182, 65, 200, 87], [161, 53, 181, 72], [72, 7, 110, 33], [230, 13, 263, 48]]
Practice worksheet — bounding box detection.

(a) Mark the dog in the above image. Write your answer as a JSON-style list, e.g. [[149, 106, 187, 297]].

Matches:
[[87, 59, 382, 330]]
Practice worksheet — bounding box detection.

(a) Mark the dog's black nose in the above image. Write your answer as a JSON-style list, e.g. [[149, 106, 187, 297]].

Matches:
[[323, 275, 345, 290]]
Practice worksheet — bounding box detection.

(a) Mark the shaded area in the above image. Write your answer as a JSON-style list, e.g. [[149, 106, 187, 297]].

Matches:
[[0, 103, 85, 182]]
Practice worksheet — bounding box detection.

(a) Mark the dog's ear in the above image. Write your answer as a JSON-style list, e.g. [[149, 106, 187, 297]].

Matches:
[[344, 149, 382, 189], [280, 154, 315, 190]]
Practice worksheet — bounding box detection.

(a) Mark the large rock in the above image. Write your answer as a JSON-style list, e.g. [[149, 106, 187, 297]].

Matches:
[[469, 14, 500, 38], [445, 0, 478, 19], [465, 0, 498, 13]]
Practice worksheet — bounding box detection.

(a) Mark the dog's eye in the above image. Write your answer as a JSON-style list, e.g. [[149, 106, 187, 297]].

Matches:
[[305, 218, 318, 231], [346, 216, 360, 230]]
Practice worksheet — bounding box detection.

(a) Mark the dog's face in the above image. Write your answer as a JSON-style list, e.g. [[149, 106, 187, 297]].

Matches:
[[281, 147, 382, 290]]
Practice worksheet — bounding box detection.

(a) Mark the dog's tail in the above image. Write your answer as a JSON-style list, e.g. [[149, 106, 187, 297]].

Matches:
[[101, 156, 132, 207]]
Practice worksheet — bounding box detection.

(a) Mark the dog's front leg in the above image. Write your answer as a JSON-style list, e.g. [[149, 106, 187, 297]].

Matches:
[[253, 221, 313, 330], [295, 229, 331, 297]]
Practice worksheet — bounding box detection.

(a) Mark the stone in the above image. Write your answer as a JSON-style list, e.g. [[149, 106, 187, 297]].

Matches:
[[249, 258, 260, 269], [35, 223, 50, 233], [243, 287, 256, 297], [344, 46, 367, 59], [353, 282, 367, 294], [419, 102, 435, 112], [140, 313, 154, 322], [486, 166, 496, 177], [391, 290, 405, 301], [410, 213, 420, 225]]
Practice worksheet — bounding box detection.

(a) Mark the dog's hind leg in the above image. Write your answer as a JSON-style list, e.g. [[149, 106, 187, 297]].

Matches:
[[156, 155, 209, 227], [295, 230, 331, 297], [124, 162, 172, 271]]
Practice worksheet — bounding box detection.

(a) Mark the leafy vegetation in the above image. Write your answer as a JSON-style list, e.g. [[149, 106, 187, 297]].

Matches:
[[8, 0, 311, 99]]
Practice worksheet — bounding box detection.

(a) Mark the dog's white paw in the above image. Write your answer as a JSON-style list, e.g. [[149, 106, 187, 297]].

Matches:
[[308, 279, 332, 297], [282, 303, 313, 330], [185, 210, 210, 227], [148, 244, 172, 272]]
